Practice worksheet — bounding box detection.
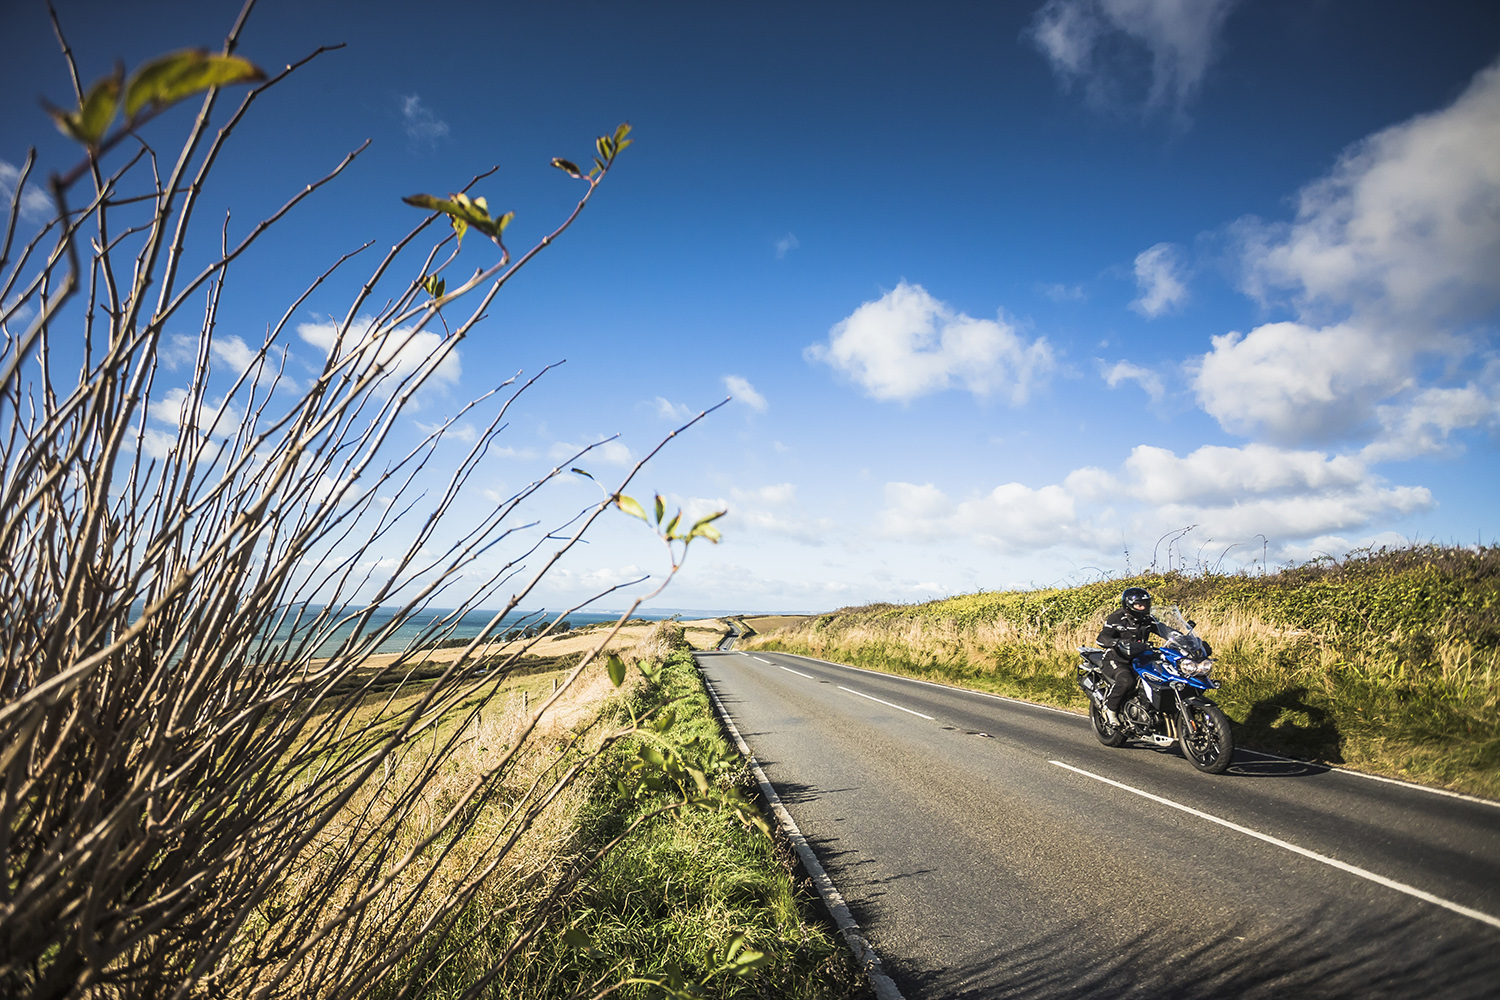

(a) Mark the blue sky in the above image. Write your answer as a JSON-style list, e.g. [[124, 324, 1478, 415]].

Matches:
[[4, 1, 1499, 613]]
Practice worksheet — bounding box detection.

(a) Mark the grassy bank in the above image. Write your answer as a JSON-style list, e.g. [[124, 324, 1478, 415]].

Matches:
[[375, 624, 865, 999], [745, 545, 1500, 799]]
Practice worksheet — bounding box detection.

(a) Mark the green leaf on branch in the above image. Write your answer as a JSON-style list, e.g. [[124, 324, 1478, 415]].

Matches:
[[551, 157, 582, 178], [124, 49, 266, 120], [606, 653, 627, 687], [637, 744, 667, 767], [48, 67, 123, 147], [420, 274, 445, 299], [402, 191, 513, 247], [686, 509, 726, 543], [653, 493, 665, 524], [615, 494, 648, 522]]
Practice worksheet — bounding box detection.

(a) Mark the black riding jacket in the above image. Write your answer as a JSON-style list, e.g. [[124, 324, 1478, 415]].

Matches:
[[1096, 609, 1171, 659]]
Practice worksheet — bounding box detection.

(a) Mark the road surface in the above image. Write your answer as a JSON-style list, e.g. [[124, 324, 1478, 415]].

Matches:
[[695, 648, 1500, 999]]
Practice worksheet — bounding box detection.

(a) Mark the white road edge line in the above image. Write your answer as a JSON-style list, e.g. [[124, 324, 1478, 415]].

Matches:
[[697, 664, 906, 1000], [1049, 759, 1500, 931], [781, 652, 1499, 810], [837, 686, 935, 720]]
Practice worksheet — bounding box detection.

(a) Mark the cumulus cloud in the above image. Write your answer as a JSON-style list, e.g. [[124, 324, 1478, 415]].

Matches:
[[654, 396, 692, 420], [147, 387, 242, 438], [1129, 242, 1188, 317], [774, 233, 800, 259], [1195, 59, 1500, 454], [881, 480, 1088, 552], [1102, 359, 1164, 401], [725, 483, 835, 545], [298, 315, 461, 395], [1040, 282, 1087, 302], [400, 94, 449, 144], [876, 441, 1430, 560], [1028, 0, 1239, 114], [807, 281, 1055, 403], [414, 419, 478, 443], [724, 375, 768, 412], [1361, 379, 1500, 463], [1243, 62, 1500, 328], [0, 160, 53, 221], [1193, 321, 1407, 443]]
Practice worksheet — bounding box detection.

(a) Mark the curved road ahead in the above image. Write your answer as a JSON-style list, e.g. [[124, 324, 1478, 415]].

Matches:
[[695, 649, 1500, 999]]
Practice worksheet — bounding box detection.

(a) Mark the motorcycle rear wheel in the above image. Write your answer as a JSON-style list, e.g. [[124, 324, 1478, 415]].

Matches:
[[1090, 701, 1127, 747], [1179, 703, 1234, 774]]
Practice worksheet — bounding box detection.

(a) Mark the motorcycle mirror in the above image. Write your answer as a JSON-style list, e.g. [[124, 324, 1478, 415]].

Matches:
[[1188, 620, 1196, 628]]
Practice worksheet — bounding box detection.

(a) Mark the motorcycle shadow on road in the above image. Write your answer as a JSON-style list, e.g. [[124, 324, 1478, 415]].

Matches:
[[1236, 687, 1345, 765], [905, 902, 1494, 999]]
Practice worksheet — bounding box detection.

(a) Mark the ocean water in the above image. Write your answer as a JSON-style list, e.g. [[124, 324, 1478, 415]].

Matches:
[[247, 606, 722, 657]]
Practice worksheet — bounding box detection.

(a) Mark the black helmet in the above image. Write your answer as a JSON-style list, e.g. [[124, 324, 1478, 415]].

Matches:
[[1121, 587, 1153, 618]]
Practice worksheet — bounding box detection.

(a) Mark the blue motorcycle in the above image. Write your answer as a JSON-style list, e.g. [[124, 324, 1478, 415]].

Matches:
[[1076, 607, 1234, 774]]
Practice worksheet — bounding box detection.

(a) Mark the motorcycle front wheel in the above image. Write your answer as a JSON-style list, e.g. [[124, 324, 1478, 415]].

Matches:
[[1090, 701, 1127, 747], [1179, 703, 1234, 774]]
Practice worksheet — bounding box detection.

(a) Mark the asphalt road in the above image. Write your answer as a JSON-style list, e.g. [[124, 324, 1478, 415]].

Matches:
[[695, 649, 1500, 1000]]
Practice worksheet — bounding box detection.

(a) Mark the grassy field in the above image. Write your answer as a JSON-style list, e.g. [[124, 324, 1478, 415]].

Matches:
[[744, 545, 1500, 799]]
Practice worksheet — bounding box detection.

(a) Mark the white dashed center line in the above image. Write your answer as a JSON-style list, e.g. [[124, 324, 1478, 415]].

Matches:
[[1050, 759, 1500, 931], [838, 686, 934, 720], [778, 664, 814, 678]]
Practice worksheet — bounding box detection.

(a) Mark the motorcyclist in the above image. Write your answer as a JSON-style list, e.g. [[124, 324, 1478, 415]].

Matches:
[[1095, 586, 1172, 728]]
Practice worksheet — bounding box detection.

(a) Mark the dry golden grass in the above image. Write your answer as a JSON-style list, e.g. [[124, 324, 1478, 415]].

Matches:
[[740, 615, 812, 634], [257, 621, 708, 996]]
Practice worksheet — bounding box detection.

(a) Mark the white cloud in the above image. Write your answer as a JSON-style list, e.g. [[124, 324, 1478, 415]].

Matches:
[[774, 233, 800, 259], [1028, 0, 1239, 114], [297, 315, 461, 395], [147, 387, 241, 437], [400, 94, 449, 144], [1129, 242, 1188, 317], [0, 160, 53, 221], [654, 396, 692, 420], [1196, 60, 1500, 452], [725, 482, 835, 545], [550, 438, 633, 467], [807, 281, 1055, 403], [881, 480, 1088, 553], [1361, 380, 1500, 463], [1040, 282, 1087, 302], [1193, 321, 1406, 443], [1102, 359, 1164, 401], [874, 441, 1430, 560], [724, 375, 768, 412], [734, 483, 797, 507], [211, 335, 259, 373], [1120, 443, 1368, 505], [414, 420, 478, 443], [1244, 61, 1500, 329]]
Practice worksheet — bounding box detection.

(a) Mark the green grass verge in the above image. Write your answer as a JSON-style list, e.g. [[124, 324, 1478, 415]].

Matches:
[[543, 647, 866, 998], [388, 647, 868, 999]]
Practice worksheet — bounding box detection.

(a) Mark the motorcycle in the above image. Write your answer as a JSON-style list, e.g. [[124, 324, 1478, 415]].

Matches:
[[1076, 606, 1234, 774]]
